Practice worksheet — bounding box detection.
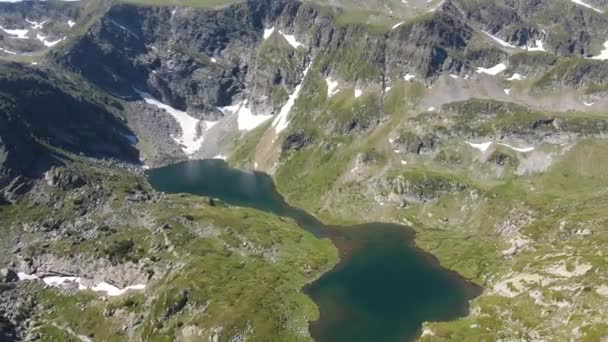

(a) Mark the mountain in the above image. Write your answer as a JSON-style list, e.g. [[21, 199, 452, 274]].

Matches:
[[1, 0, 608, 340]]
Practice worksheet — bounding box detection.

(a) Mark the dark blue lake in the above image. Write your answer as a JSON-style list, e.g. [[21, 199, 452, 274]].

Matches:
[[147, 159, 481, 342]]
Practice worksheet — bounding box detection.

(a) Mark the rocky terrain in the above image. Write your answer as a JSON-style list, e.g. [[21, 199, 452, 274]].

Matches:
[[1, 0, 608, 340]]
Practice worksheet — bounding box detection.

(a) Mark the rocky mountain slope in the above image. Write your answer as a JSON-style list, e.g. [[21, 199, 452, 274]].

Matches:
[[1, 0, 608, 340]]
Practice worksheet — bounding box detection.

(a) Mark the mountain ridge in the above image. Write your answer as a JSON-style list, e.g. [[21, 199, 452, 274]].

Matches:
[[0, 0, 608, 340]]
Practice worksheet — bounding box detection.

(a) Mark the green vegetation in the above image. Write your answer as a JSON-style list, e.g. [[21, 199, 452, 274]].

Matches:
[[3, 159, 338, 341], [117, 0, 240, 8], [532, 58, 608, 92], [229, 121, 272, 168]]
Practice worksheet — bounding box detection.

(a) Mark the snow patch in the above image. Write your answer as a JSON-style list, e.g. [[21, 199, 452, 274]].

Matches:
[[237, 102, 271, 131], [449, 74, 459, 79], [427, 0, 444, 12], [219, 100, 271, 131], [475, 63, 507, 75], [583, 101, 595, 107], [391, 21, 405, 30], [325, 77, 339, 97], [17, 273, 145, 296], [263, 26, 305, 49], [482, 31, 547, 52], [527, 39, 546, 52], [36, 33, 65, 47], [26, 19, 46, 29], [467, 141, 534, 153], [212, 154, 227, 160], [210, 57, 217, 63], [67, 20, 76, 28], [497, 143, 535, 153], [590, 40, 608, 60], [507, 73, 526, 81], [504, 88, 511, 95], [136, 89, 216, 155], [354, 88, 362, 98], [0, 26, 29, 39], [42, 276, 86, 289], [404, 73, 415, 81], [482, 30, 516, 48], [0, 47, 17, 55], [427, 106, 436, 111], [569, 0, 604, 13], [272, 64, 311, 133], [465, 141, 493, 152], [279, 30, 304, 49], [91, 282, 146, 296], [17, 272, 38, 280], [263, 26, 275, 40]]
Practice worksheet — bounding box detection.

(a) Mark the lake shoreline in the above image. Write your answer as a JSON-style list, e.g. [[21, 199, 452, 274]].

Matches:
[[146, 160, 482, 342]]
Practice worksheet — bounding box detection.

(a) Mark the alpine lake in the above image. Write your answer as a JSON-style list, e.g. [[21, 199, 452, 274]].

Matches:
[[147, 159, 481, 342]]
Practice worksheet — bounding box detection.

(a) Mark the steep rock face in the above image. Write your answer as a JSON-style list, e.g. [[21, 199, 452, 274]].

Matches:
[[386, 12, 474, 79], [52, 0, 313, 119], [43, 0, 608, 165], [52, 0, 486, 121], [0, 0, 83, 55], [0, 111, 38, 192], [444, 0, 608, 57], [0, 63, 138, 195], [54, 0, 608, 139]]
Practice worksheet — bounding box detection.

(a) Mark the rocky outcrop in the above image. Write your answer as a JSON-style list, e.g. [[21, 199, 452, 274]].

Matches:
[[50, 0, 495, 122], [371, 11, 474, 81], [0, 176, 31, 204], [0, 0, 83, 55], [533, 59, 608, 91], [52, 0, 313, 120], [507, 52, 559, 75], [443, 0, 608, 58], [0, 268, 17, 283], [0, 62, 139, 198], [374, 172, 470, 205], [393, 131, 438, 155], [437, 99, 608, 144], [442, 99, 530, 117], [123, 101, 186, 167], [0, 282, 36, 342], [281, 130, 313, 152], [43, 166, 85, 190]]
